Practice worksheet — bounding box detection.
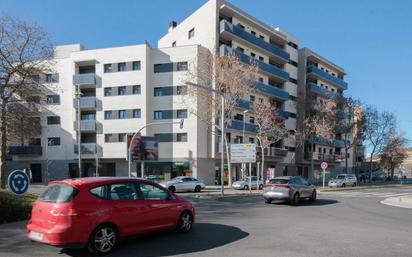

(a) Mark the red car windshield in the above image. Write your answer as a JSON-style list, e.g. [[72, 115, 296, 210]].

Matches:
[[38, 184, 78, 203]]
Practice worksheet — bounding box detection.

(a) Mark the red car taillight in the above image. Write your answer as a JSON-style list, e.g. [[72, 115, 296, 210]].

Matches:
[[263, 184, 291, 189]]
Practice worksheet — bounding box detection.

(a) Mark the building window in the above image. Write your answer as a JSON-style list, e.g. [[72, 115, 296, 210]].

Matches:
[[104, 111, 113, 120], [154, 88, 163, 96], [154, 63, 173, 73], [289, 78, 298, 84], [132, 61, 141, 70], [238, 23, 245, 29], [46, 95, 60, 104], [48, 137, 60, 146], [289, 95, 297, 101], [259, 35, 265, 40], [234, 114, 243, 121], [258, 56, 264, 61], [249, 116, 255, 124], [118, 110, 126, 119], [250, 52, 256, 58], [104, 64, 112, 73], [46, 74, 58, 83], [118, 62, 126, 72], [177, 109, 188, 119], [288, 41, 299, 50], [250, 95, 255, 102], [259, 98, 263, 103], [249, 137, 255, 143], [105, 134, 115, 143], [235, 136, 243, 144], [154, 111, 163, 120], [176, 86, 186, 95], [236, 47, 244, 53], [177, 133, 188, 142], [176, 62, 188, 71], [81, 113, 96, 120], [132, 85, 141, 94], [47, 116, 60, 125], [118, 86, 127, 95], [258, 77, 263, 82], [104, 87, 112, 96], [251, 30, 256, 36], [172, 41, 176, 47], [118, 133, 126, 142], [133, 109, 141, 118], [188, 28, 195, 39]]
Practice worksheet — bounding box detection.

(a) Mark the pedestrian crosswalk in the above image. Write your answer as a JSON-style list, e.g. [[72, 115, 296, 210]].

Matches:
[[318, 190, 412, 198]]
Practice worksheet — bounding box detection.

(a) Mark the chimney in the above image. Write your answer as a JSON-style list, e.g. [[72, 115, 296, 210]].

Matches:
[[168, 21, 177, 32]]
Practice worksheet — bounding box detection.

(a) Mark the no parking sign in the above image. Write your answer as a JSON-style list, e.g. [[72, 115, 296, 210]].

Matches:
[[7, 170, 30, 195]]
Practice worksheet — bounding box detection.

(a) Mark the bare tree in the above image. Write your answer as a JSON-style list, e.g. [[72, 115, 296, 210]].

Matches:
[[379, 132, 409, 179], [334, 97, 363, 173], [252, 101, 288, 178], [296, 97, 336, 180], [186, 50, 259, 186], [362, 105, 396, 182], [0, 15, 53, 188]]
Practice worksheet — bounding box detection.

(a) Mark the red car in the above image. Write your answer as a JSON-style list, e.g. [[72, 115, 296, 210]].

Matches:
[[27, 177, 195, 255]]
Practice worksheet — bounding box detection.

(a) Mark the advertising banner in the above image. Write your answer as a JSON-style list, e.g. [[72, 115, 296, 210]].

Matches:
[[127, 135, 159, 161]]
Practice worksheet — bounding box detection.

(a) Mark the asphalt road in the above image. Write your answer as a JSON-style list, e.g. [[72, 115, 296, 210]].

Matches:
[[1, 188, 412, 257]]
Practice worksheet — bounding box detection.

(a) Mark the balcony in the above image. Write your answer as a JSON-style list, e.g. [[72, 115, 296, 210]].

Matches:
[[220, 45, 290, 82], [8, 145, 42, 156], [228, 119, 257, 133], [236, 99, 253, 109], [306, 82, 340, 99], [73, 73, 96, 86], [254, 81, 289, 101], [261, 147, 288, 158], [277, 110, 289, 119], [74, 120, 96, 132], [220, 20, 289, 63], [304, 152, 345, 162], [310, 136, 345, 148], [307, 66, 348, 90], [74, 143, 97, 154], [73, 97, 97, 110]]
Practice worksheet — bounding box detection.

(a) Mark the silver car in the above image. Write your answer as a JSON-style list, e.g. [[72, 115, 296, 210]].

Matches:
[[262, 176, 316, 206], [232, 176, 263, 190], [328, 174, 357, 187], [160, 176, 205, 192]]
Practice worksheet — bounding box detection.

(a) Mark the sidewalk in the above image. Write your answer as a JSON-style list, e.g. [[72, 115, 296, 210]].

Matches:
[[381, 195, 412, 209], [316, 183, 412, 192]]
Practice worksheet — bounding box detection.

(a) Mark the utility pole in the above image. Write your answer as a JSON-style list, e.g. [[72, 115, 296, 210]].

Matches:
[[75, 85, 82, 177]]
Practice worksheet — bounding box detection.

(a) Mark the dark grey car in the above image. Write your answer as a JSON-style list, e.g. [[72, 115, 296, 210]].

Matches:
[[262, 176, 316, 206]]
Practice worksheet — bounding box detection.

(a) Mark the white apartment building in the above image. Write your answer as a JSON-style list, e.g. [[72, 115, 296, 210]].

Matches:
[[296, 48, 353, 180], [5, 0, 355, 184]]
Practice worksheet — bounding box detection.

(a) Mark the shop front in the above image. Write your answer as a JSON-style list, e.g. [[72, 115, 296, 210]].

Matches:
[[143, 161, 190, 183]]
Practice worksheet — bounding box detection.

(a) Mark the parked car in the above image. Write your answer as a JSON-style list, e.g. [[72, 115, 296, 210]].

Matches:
[[262, 176, 316, 206], [27, 177, 195, 255], [160, 176, 205, 192], [232, 176, 263, 190], [328, 174, 357, 187]]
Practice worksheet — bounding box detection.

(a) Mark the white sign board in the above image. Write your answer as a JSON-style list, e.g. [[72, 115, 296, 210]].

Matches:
[[230, 143, 256, 163], [321, 162, 328, 170]]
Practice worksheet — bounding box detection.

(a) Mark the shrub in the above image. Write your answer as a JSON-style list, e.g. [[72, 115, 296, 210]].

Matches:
[[0, 190, 37, 224]]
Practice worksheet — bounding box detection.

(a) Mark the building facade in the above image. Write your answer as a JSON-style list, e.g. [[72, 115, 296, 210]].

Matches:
[[5, 0, 356, 184]]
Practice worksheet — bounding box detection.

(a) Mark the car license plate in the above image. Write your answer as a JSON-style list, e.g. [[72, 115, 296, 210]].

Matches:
[[29, 231, 43, 241]]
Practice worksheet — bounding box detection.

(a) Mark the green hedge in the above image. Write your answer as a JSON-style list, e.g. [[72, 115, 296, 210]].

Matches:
[[0, 190, 37, 224]]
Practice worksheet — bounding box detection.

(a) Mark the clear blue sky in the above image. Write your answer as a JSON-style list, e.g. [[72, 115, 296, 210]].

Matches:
[[1, 0, 411, 139]]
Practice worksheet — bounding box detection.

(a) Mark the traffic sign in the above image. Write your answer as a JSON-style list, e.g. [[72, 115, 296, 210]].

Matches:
[[7, 170, 30, 195], [230, 143, 256, 163], [321, 162, 328, 170]]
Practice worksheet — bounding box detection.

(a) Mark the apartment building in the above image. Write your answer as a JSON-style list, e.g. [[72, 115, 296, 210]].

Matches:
[[159, 0, 300, 180], [5, 0, 356, 184], [296, 48, 352, 180]]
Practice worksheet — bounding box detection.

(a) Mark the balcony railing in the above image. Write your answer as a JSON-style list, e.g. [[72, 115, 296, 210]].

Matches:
[[73, 73, 96, 86], [220, 45, 290, 81], [228, 119, 257, 133], [253, 81, 289, 101], [73, 97, 97, 109], [310, 136, 345, 148], [306, 66, 347, 90], [220, 20, 290, 62], [74, 120, 96, 132], [74, 143, 97, 154], [304, 152, 345, 162], [306, 82, 340, 99], [8, 145, 42, 156]]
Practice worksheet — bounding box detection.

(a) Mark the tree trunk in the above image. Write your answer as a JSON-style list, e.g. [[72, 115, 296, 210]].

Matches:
[[0, 105, 7, 189], [224, 135, 231, 187], [369, 154, 374, 183], [344, 134, 348, 173], [261, 146, 265, 182], [390, 165, 395, 179]]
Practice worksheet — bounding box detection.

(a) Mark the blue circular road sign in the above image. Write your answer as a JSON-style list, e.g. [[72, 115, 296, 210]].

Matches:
[[7, 170, 30, 195]]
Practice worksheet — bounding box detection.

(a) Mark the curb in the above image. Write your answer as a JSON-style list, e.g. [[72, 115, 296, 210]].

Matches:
[[189, 193, 261, 199], [317, 184, 411, 193], [380, 195, 412, 209]]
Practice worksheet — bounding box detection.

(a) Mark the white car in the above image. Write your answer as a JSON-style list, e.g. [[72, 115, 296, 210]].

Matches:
[[232, 176, 263, 190], [160, 176, 205, 192], [328, 174, 357, 187]]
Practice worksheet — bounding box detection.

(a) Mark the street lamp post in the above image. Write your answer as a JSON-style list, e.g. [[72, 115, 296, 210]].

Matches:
[[75, 85, 82, 177], [128, 120, 184, 177], [186, 82, 225, 195]]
